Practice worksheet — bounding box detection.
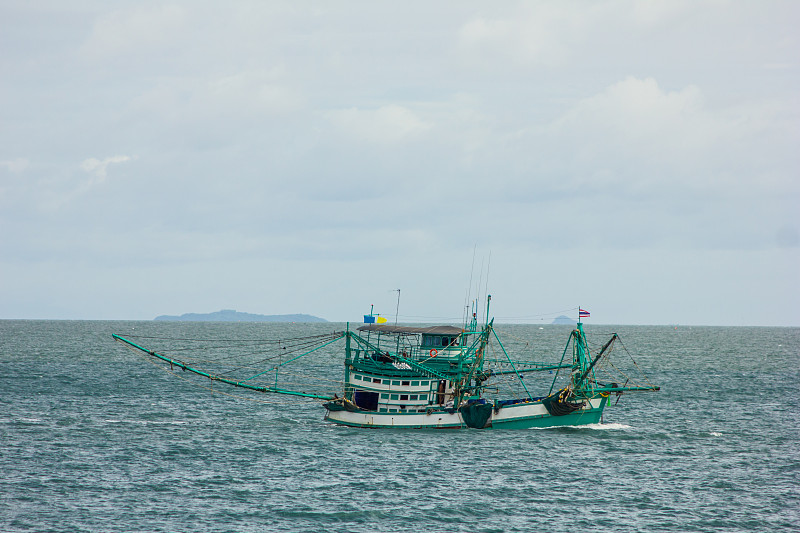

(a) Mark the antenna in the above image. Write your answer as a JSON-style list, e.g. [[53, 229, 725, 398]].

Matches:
[[484, 250, 491, 316], [464, 245, 477, 326], [394, 289, 401, 325], [476, 257, 485, 324]]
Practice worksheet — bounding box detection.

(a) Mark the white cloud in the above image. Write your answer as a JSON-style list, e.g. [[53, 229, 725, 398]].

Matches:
[[457, 7, 578, 68], [631, 0, 696, 27], [80, 5, 186, 60], [549, 76, 716, 177], [325, 104, 432, 144], [0, 158, 29, 173], [80, 155, 131, 181], [454, 2, 699, 70], [554, 77, 704, 138], [538, 76, 764, 196]]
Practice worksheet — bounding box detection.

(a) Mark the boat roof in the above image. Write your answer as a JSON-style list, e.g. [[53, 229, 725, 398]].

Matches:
[[357, 324, 463, 335]]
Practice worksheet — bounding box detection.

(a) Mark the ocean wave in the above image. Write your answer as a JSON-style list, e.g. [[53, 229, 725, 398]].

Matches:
[[102, 419, 189, 425]]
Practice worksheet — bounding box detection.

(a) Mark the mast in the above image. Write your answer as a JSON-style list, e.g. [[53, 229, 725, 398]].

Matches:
[[344, 323, 352, 400], [573, 322, 591, 388], [575, 331, 618, 389]]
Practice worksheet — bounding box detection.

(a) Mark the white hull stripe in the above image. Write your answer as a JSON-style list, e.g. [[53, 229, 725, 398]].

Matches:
[[325, 398, 604, 428]]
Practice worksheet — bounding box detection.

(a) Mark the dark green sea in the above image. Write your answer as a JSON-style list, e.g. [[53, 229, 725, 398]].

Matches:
[[2, 320, 798, 532]]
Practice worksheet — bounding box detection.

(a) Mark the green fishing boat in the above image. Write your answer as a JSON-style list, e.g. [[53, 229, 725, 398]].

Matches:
[[113, 297, 659, 429]]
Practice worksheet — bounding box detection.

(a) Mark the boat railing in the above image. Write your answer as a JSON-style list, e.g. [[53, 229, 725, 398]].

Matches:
[[413, 344, 464, 362], [350, 344, 471, 366], [349, 348, 447, 379]]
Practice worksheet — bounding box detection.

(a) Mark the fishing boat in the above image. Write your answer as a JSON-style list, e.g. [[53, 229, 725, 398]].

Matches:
[[113, 297, 659, 429]]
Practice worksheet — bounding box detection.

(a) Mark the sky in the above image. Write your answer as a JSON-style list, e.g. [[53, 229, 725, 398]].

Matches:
[[1, 1, 798, 326]]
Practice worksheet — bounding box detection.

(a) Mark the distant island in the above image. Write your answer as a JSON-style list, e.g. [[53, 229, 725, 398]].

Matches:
[[154, 309, 328, 323], [551, 315, 574, 325]]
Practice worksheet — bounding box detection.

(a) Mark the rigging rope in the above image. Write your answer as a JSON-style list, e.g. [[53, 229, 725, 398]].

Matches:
[[122, 342, 331, 406], [114, 330, 347, 401]]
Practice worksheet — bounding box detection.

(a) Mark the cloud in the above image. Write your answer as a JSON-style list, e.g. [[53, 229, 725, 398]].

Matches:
[[457, 8, 575, 68], [535, 76, 792, 198], [325, 104, 432, 144], [80, 5, 186, 60], [553, 77, 706, 148], [0, 158, 29, 173], [80, 155, 131, 181], [455, 2, 698, 70], [128, 69, 302, 127]]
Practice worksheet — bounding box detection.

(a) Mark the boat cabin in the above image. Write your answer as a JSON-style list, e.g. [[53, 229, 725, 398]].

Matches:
[[347, 324, 470, 412]]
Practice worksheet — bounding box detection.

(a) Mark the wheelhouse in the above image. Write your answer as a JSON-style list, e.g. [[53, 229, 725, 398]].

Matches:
[[344, 324, 473, 412]]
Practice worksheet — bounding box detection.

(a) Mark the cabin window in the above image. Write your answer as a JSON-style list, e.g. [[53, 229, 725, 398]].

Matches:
[[424, 335, 439, 347], [354, 374, 362, 380], [373, 378, 381, 383], [419, 394, 428, 401], [380, 393, 389, 399], [411, 381, 419, 386], [390, 394, 398, 400], [410, 395, 418, 400], [392, 380, 400, 386], [400, 394, 408, 401], [402, 381, 410, 386], [379, 408, 388, 413], [441, 336, 449, 347]]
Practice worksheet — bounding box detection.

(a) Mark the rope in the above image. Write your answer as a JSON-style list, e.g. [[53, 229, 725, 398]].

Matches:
[[125, 332, 344, 381], [493, 307, 580, 321], [123, 342, 329, 406], [116, 331, 346, 401], [493, 329, 530, 347], [616, 337, 657, 389]]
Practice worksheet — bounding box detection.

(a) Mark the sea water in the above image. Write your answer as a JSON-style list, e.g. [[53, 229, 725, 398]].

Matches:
[[1, 320, 798, 532]]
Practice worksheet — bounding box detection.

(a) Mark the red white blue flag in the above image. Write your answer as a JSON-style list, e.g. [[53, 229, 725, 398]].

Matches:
[[579, 308, 590, 318]]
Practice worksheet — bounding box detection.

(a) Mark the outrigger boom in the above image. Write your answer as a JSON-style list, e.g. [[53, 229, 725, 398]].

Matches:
[[112, 333, 341, 400]]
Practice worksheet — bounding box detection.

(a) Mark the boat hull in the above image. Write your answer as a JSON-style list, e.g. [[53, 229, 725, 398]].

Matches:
[[324, 397, 607, 429]]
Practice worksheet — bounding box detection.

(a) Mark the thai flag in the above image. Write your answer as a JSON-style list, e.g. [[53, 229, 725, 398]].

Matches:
[[579, 308, 590, 318]]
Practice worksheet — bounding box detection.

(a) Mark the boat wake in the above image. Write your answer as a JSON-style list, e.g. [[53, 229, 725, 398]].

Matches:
[[529, 422, 631, 431], [583, 422, 631, 430]]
